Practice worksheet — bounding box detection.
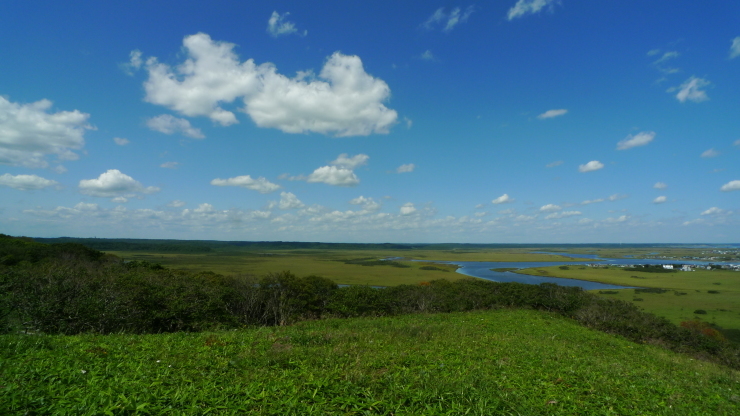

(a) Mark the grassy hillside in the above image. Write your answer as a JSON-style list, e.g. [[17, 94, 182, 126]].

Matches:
[[3, 309, 739, 415]]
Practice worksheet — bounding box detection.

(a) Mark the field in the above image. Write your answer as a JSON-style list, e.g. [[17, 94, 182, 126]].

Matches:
[[3, 309, 739, 415], [104, 247, 588, 286], [516, 266, 740, 340]]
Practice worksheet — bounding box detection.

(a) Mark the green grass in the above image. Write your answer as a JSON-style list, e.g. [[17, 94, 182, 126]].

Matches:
[[3, 309, 739, 415], [105, 248, 591, 286], [517, 266, 740, 340]]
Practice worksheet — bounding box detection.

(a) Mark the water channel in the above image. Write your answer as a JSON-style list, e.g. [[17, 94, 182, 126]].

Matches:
[[424, 252, 732, 291]]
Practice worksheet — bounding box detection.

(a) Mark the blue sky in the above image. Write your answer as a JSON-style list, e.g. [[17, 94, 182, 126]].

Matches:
[[1, 0, 739, 243]]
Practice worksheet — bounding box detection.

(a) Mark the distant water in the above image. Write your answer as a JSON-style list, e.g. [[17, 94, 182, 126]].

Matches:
[[418, 253, 731, 291]]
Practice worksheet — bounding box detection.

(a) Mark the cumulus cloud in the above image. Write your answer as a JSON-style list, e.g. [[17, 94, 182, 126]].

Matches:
[[537, 109, 567, 119], [139, 33, 397, 136], [546, 160, 563, 168], [113, 137, 130, 146], [79, 169, 160, 198], [701, 148, 719, 158], [146, 114, 205, 139], [278, 192, 304, 209], [267, 11, 306, 38], [210, 175, 281, 193], [730, 37, 740, 59], [396, 163, 415, 173], [0, 96, 92, 168], [670, 77, 710, 103], [0, 173, 57, 190], [545, 210, 581, 220], [331, 153, 369, 169], [507, 0, 559, 20], [617, 131, 655, 150], [424, 6, 474, 32], [701, 207, 725, 216], [653, 196, 667, 204], [654, 182, 667, 189], [720, 180, 740, 192], [307, 166, 359, 186], [539, 204, 561, 212], [400, 203, 416, 215], [578, 160, 604, 173], [492, 194, 514, 204]]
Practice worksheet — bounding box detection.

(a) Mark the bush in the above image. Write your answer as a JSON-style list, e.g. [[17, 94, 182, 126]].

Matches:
[[694, 309, 708, 315]]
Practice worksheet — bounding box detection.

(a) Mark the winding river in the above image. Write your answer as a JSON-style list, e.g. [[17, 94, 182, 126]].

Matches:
[[430, 252, 733, 291]]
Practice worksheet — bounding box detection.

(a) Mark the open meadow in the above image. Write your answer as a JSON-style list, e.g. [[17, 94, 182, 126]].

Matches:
[[3, 309, 739, 415], [104, 246, 587, 287], [516, 266, 740, 341]]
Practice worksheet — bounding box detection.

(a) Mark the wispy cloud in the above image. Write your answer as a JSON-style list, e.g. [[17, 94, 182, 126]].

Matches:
[[669, 76, 710, 103], [396, 163, 415, 173], [267, 11, 306, 38], [113, 137, 129, 146], [653, 182, 667, 189], [423, 6, 474, 32], [146, 115, 205, 139], [730, 37, 740, 59], [617, 131, 655, 150], [210, 175, 281, 193], [546, 160, 563, 168], [507, 0, 559, 21], [701, 148, 719, 158], [537, 109, 568, 119]]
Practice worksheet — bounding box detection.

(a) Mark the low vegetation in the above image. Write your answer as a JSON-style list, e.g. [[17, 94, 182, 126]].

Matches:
[[4, 310, 739, 415]]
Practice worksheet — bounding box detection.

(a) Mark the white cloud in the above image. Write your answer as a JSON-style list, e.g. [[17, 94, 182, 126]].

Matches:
[[578, 160, 604, 173], [210, 175, 281, 193], [701, 148, 719, 158], [546, 160, 563, 168], [279, 192, 304, 209], [581, 198, 604, 205], [146, 114, 205, 139], [396, 163, 415, 173], [730, 37, 740, 59], [113, 137, 130, 146], [121, 50, 143, 76], [140, 33, 397, 136], [0, 96, 92, 168], [720, 180, 740, 192], [671, 76, 710, 103], [475, 204, 485, 209], [79, 169, 160, 198], [421, 50, 434, 61], [112, 196, 128, 204], [539, 204, 561, 212], [507, 0, 558, 21], [168, 200, 186, 207], [0, 173, 57, 190], [653, 196, 667, 204], [653, 182, 667, 189], [653, 51, 679, 65], [545, 210, 581, 220], [617, 131, 655, 150], [331, 153, 369, 169], [537, 109, 567, 119], [349, 196, 381, 212], [701, 207, 725, 216], [400, 203, 416, 215], [424, 6, 474, 32], [160, 161, 179, 169], [604, 215, 628, 223], [307, 166, 359, 186], [608, 194, 628, 201], [474, 212, 487, 217], [492, 194, 514, 204], [267, 11, 305, 38]]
